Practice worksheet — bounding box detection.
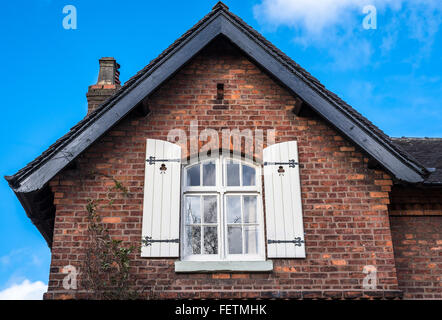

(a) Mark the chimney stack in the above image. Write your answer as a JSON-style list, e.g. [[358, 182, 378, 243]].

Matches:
[[86, 57, 121, 115]]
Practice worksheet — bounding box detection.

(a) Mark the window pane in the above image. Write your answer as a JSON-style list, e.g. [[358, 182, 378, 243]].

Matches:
[[243, 196, 257, 223], [184, 196, 201, 224], [226, 196, 241, 223], [185, 226, 201, 255], [203, 196, 217, 223], [186, 165, 200, 186], [203, 162, 216, 186], [228, 226, 243, 254], [242, 165, 256, 186], [244, 226, 259, 254], [226, 160, 240, 186], [203, 226, 218, 254]]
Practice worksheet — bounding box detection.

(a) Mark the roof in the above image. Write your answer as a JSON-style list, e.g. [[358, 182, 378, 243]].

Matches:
[[392, 138, 442, 185], [5, 2, 438, 246]]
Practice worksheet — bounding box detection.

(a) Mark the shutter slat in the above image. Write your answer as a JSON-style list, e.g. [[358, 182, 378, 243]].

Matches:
[[289, 142, 305, 258], [142, 139, 156, 257], [280, 142, 295, 257], [159, 141, 171, 256], [272, 146, 286, 257], [141, 139, 181, 257], [263, 146, 277, 258], [150, 140, 163, 257], [263, 141, 305, 258]]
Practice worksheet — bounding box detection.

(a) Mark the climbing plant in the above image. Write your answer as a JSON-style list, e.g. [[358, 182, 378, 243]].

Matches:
[[80, 172, 146, 300]]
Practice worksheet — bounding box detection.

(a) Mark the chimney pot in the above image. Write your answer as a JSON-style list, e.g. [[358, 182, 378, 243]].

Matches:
[[97, 57, 121, 86], [86, 57, 121, 115]]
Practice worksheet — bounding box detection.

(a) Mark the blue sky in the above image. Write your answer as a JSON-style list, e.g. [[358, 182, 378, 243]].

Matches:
[[0, 0, 440, 299]]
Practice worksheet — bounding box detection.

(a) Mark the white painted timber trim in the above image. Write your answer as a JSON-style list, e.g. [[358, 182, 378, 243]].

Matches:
[[174, 260, 273, 273]]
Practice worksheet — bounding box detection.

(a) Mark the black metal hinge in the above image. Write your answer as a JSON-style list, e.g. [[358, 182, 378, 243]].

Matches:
[[142, 236, 179, 247], [146, 156, 181, 165], [264, 159, 298, 168], [268, 237, 304, 247]]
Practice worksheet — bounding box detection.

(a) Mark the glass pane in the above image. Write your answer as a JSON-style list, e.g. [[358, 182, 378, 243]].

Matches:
[[203, 161, 216, 186], [228, 226, 243, 254], [185, 225, 201, 255], [226, 160, 240, 186], [243, 196, 257, 223], [244, 226, 259, 254], [184, 196, 201, 224], [203, 226, 218, 254], [203, 196, 217, 223], [242, 165, 256, 186], [226, 196, 241, 223], [186, 165, 200, 186]]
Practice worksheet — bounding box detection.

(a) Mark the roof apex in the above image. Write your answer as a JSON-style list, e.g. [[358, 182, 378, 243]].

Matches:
[[212, 1, 229, 11]]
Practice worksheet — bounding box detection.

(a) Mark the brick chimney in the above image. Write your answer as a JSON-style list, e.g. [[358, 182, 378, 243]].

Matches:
[[86, 57, 121, 115]]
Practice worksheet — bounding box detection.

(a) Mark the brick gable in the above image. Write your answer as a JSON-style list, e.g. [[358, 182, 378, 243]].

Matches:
[[43, 39, 402, 299]]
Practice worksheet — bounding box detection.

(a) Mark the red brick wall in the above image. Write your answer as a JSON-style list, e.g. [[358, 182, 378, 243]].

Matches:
[[44, 38, 401, 300], [390, 186, 442, 299]]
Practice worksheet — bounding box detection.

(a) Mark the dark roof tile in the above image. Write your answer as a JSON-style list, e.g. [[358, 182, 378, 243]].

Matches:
[[392, 138, 442, 184]]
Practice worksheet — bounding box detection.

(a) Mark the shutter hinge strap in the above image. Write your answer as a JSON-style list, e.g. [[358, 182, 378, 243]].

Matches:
[[142, 236, 179, 246], [268, 237, 304, 246], [147, 156, 181, 165], [264, 159, 298, 168]]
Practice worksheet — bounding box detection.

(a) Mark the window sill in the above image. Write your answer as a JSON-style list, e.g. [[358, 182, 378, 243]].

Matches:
[[174, 260, 273, 273]]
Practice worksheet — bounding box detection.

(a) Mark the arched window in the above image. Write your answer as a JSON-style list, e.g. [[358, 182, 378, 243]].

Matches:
[[181, 155, 265, 261]]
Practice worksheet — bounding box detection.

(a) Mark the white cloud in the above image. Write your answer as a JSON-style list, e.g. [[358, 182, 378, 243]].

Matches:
[[0, 280, 47, 300], [253, 0, 442, 69], [254, 0, 402, 34]]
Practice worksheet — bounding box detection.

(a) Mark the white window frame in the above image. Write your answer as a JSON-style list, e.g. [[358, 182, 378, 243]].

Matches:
[[180, 155, 265, 262]]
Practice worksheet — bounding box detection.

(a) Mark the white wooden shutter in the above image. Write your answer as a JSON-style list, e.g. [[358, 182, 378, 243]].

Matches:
[[263, 141, 305, 258], [141, 139, 181, 257]]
